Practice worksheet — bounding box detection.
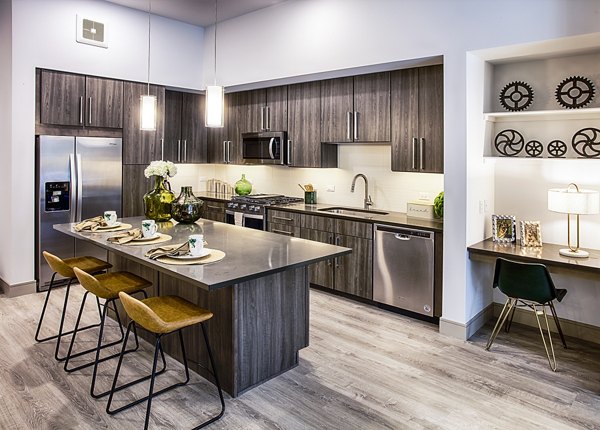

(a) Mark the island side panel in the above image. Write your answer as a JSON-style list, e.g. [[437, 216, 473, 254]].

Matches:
[[235, 266, 309, 395]]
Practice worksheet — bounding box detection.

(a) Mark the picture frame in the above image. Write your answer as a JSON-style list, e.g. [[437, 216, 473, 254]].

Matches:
[[492, 215, 516, 243], [520, 220, 542, 247]]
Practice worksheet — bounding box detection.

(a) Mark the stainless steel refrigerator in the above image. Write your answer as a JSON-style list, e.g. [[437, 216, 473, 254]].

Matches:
[[36, 135, 122, 291]]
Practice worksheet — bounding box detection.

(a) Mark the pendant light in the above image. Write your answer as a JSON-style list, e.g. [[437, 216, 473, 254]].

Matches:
[[205, 0, 224, 128], [140, 0, 156, 131]]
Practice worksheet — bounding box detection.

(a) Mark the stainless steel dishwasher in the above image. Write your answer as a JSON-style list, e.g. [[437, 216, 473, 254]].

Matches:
[[373, 224, 435, 316]]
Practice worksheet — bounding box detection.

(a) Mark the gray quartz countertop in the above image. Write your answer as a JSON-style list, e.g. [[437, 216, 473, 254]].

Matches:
[[268, 203, 444, 232], [54, 217, 350, 291]]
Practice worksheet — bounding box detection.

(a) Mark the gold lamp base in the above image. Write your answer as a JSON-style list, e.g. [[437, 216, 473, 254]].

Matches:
[[559, 248, 589, 258]]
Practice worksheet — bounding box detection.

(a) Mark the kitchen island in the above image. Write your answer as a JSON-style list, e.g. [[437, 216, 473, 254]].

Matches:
[[55, 217, 351, 397]]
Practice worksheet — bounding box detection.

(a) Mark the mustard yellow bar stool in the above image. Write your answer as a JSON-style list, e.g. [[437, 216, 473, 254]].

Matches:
[[64, 267, 153, 399], [106, 291, 225, 430], [36, 251, 111, 362]]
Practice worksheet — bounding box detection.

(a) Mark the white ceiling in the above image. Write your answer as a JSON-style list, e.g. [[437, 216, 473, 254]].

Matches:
[[104, 0, 289, 27]]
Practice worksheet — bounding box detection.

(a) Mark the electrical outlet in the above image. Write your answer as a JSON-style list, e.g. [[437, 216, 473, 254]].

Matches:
[[479, 200, 484, 214], [325, 185, 335, 192], [419, 192, 430, 200]]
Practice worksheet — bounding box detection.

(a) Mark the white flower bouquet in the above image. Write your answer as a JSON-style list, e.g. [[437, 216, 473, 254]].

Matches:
[[144, 160, 178, 178]]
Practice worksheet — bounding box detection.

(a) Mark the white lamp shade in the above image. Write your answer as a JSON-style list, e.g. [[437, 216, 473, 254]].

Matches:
[[140, 94, 157, 131], [548, 187, 600, 215], [205, 85, 224, 128]]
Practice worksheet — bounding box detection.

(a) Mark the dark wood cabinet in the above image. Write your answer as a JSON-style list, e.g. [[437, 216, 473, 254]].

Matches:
[[288, 81, 337, 168], [391, 65, 443, 173], [237, 86, 288, 133], [301, 228, 335, 290], [164, 90, 207, 163], [201, 200, 226, 223], [207, 92, 244, 164], [335, 234, 372, 299], [123, 81, 165, 165], [122, 164, 151, 217], [267, 209, 302, 237], [40, 70, 123, 129], [321, 73, 390, 143]]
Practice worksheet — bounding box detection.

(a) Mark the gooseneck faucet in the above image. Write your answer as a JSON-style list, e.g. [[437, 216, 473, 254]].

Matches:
[[351, 173, 373, 210]]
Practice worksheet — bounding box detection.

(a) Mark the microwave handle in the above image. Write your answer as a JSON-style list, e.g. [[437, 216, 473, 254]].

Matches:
[[268, 137, 275, 160]]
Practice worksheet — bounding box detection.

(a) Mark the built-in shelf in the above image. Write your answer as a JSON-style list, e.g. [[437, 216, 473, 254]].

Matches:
[[484, 107, 600, 123]]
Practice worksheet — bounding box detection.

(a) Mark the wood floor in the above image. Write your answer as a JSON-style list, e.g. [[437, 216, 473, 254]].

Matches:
[[1, 286, 599, 429]]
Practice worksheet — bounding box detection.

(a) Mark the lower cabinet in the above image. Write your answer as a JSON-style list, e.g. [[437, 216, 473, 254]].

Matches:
[[201, 200, 226, 223], [267, 209, 302, 237]]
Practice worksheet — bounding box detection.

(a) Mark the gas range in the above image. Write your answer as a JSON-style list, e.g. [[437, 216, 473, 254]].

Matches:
[[226, 194, 304, 216]]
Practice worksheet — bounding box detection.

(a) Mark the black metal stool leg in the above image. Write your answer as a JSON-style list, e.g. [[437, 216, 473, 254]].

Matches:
[[144, 335, 163, 430], [35, 272, 59, 342], [196, 323, 225, 429]]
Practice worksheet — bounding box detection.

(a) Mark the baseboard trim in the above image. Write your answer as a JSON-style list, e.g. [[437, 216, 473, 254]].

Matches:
[[493, 302, 600, 346], [440, 304, 494, 341], [0, 278, 37, 298]]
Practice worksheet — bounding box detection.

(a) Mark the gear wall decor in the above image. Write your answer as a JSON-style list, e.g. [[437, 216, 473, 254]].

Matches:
[[572, 127, 600, 158], [525, 140, 543, 157], [555, 76, 595, 109], [494, 129, 524, 156], [547, 140, 567, 158], [499, 81, 534, 111]]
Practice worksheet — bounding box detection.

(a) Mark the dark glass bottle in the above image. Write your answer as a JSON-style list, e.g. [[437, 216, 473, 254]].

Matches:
[[171, 186, 204, 224]]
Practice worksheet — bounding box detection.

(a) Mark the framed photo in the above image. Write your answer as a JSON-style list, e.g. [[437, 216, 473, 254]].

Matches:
[[520, 221, 542, 247], [492, 215, 516, 243]]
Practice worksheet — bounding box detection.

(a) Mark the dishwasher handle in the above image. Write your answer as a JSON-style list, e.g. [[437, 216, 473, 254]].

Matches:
[[394, 234, 411, 241]]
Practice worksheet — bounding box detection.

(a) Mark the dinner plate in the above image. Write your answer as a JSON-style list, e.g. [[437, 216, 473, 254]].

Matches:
[[132, 233, 160, 242], [97, 222, 122, 230], [167, 249, 211, 260]]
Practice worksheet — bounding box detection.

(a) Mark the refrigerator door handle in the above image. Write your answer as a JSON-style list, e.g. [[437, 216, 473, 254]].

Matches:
[[76, 153, 83, 221], [69, 154, 77, 223]]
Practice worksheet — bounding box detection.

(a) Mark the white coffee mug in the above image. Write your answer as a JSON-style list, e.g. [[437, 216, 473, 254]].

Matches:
[[188, 234, 204, 256], [104, 211, 117, 226], [141, 219, 158, 238]]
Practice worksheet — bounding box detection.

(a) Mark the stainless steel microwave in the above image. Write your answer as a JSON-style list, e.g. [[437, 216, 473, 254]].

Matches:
[[241, 131, 287, 165]]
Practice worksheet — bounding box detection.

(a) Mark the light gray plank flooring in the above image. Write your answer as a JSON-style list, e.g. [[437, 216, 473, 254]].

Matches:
[[0, 286, 599, 429]]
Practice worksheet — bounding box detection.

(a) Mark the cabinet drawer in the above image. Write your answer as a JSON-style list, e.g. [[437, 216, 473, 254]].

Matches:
[[335, 219, 373, 239], [268, 210, 301, 227], [302, 214, 335, 232], [268, 222, 301, 237]]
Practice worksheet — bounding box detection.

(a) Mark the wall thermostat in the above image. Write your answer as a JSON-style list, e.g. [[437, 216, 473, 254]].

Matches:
[[76, 14, 108, 48]]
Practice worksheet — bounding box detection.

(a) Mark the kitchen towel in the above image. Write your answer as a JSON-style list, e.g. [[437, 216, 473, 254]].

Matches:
[[74, 216, 107, 232], [145, 242, 190, 260], [234, 212, 243, 226], [107, 228, 142, 244]]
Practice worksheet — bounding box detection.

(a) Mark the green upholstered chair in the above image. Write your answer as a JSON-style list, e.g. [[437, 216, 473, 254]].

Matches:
[[106, 291, 225, 430], [485, 257, 568, 371], [36, 251, 111, 361]]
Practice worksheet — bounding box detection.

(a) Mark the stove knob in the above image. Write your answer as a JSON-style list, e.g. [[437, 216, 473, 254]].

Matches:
[[240, 204, 247, 210], [231, 203, 238, 209], [249, 205, 257, 212]]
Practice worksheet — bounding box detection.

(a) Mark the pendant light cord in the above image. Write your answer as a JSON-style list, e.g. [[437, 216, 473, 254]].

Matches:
[[147, 0, 151, 95], [214, 0, 218, 85]]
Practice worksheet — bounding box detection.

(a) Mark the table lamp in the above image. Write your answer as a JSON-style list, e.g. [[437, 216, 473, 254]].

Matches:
[[548, 183, 599, 258]]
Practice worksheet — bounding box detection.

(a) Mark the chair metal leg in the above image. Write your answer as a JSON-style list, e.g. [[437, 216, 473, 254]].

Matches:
[[486, 298, 515, 351], [549, 302, 567, 349], [196, 322, 226, 429], [504, 299, 518, 333], [35, 272, 59, 343], [143, 335, 163, 430], [533, 304, 557, 372]]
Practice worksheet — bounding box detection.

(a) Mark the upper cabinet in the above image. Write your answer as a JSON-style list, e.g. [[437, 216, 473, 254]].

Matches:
[[236, 86, 288, 133], [321, 72, 391, 143], [40, 69, 123, 129], [287, 81, 337, 168], [207, 93, 243, 164], [391, 65, 444, 173], [164, 90, 207, 163], [123, 81, 166, 165]]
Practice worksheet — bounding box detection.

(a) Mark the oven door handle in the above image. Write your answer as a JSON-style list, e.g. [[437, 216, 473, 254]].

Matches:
[[268, 137, 276, 160]]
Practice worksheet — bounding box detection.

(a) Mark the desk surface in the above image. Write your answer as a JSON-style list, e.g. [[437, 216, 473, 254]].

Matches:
[[468, 239, 600, 274]]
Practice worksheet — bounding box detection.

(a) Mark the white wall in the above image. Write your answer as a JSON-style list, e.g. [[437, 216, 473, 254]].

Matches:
[[1, 0, 204, 286], [201, 0, 600, 331]]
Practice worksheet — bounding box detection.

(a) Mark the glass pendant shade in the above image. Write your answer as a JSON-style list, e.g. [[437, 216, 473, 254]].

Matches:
[[140, 94, 157, 130], [205, 85, 224, 128]]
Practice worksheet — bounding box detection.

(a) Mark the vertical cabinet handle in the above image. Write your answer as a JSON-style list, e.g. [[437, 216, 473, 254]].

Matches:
[[412, 137, 418, 170], [260, 107, 265, 131], [266, 106, 271, 130], [88, 97, 92, 125], [287, 139, 292, 166], [79, 96, 84, 124], [223, 140, 227, 163], [335, 236, 341, 268], [227, 141, 231, 163], [161, 138, 164, 160], [327, 234, 333, 266], [353, 111, 358, 141], [183, 140, 187, 162], [177, 140, 181, 162], [420, 137, 425, 170], [346, 112, 352, 141]]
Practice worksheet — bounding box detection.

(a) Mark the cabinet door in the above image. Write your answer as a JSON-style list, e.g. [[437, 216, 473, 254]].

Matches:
[[227, 92, 247, 164], [265, 86, 287, 131], [321, 77, 354, 143], [164, 90, 183, 162], [335, 235, 373, 299], [235, 90, 263, 133], [301, 228, 335, 290], [123, 82, 165, 164], [391, 68, 419, 172], [206, 93, 236, 164], [418, 65, 444, 173], [122, 164, 151, 217], [181, 93, 207, 163], [353, 72, 390, 142], [86, 76, 123, 128], [40, 70, 86, 126], [202, 200, 226, 222]]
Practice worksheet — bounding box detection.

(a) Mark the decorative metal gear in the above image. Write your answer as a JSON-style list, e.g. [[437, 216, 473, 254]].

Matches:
[[572, 127, 600, 158], [555, 76, 595, 109], [525, 140, 543, 157], [494, 129, 524, 156], [499, 81, 534, 111], [547, 140, 567, 158]]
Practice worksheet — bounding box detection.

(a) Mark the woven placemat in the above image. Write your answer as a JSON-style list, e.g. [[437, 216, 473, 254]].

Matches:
[[156, 248, 226, 265], [124, 233, 172, 246], [91, 223, 133, 233]]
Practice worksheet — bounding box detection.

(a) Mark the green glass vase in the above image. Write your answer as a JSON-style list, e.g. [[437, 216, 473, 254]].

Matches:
[[172, 186, 204, 224], [235, 174, 252, 196], [143, 176, 175, 222]]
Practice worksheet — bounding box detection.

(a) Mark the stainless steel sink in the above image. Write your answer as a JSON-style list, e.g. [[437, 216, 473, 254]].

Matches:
[[318, 207, 389, 218]]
